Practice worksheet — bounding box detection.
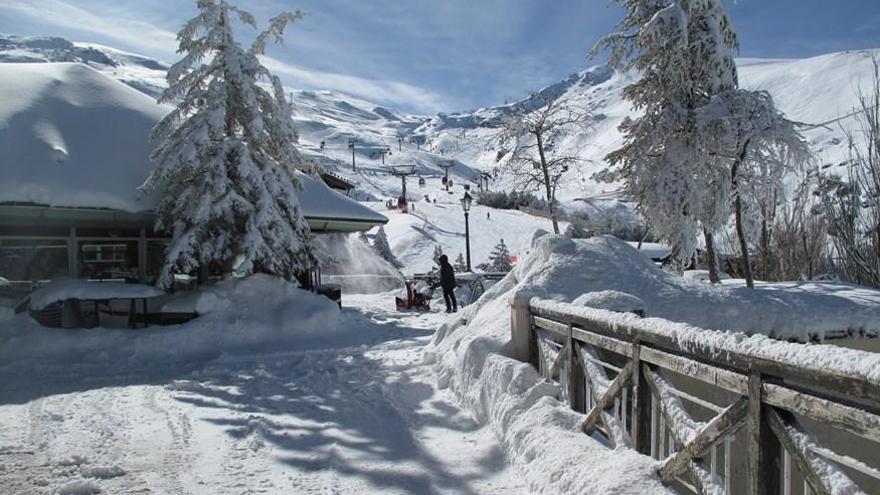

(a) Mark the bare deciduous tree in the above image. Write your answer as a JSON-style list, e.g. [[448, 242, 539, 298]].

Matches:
[[497, 92, 591, 234], [819, 60, 880, 287]]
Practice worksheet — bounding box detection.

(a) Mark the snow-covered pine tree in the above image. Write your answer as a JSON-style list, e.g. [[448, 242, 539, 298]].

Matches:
[[371, 227, 403, 269], [592, 0, 739, 268], [481, 239, 513, 273], [141, 2, 316, 288], [433, 245, 444, 265], [453, 253, 468, 272]]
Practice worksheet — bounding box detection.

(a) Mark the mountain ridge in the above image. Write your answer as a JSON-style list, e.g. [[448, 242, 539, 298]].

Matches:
[[2, 34, 877, 205]]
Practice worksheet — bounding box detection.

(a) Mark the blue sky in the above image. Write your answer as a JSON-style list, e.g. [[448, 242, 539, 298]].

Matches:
[[1, 0, 879, 114]]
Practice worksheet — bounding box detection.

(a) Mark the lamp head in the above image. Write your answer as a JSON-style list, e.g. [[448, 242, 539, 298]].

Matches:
[[460, 191, 473, 213]]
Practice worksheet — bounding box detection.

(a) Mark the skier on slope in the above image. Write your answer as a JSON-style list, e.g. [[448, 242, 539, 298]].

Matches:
[[437, 254, 457, 313]]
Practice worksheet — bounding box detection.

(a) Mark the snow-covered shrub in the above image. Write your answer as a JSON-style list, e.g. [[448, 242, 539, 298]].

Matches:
[[476, 190, 550, 211], [477, 238, 513, 273], [453, 253, 468, 272], [752, 178, 832, 282], [818, 58, 880, 288]]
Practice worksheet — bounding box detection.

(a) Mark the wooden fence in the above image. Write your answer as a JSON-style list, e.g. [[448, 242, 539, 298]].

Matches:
[[510, 294, 880, 495]]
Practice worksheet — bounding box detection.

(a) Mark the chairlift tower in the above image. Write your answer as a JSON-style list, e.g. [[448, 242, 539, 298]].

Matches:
[[438, 161, 455, 193], [389, 164, 418, 203], [481, 172, 492, 192], [348, 138, 358, 171], [378, 146, 392, 165]]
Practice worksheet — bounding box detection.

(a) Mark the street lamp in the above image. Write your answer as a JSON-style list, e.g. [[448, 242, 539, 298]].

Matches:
[[460, 191, 473, 272]]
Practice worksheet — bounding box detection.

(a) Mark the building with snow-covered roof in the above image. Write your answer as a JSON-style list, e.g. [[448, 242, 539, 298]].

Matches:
[[0, 62, 386, 285]]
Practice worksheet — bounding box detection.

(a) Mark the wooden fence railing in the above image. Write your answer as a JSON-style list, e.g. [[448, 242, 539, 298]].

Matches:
[[510, 294, 880, 495]]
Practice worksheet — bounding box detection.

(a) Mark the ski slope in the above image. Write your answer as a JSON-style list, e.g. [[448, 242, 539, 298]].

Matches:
[[368, 197, 562, 274]]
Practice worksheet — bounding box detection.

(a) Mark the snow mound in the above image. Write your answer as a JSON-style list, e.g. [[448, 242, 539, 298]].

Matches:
[[0, 274, 381, 374], [426, 233, 880, 494], [57, 480, 101, 495], [81, 465, 126, 480], [511, 235, 880, 340], [426, 239, 672, 494]]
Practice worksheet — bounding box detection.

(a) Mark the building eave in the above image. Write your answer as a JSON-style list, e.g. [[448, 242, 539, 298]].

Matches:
[[0, 204, 386, 234]]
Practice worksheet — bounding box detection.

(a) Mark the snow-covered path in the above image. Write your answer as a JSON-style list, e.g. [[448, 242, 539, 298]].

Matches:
[[0, 295, 529, 495]]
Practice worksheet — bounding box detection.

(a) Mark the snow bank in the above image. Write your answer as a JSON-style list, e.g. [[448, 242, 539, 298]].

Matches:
[[507, 235, 880, 340], [0, 274, 379, 375], [57, 480, 102, 495], [426, 233, 880, 494], [426, 239, 671, 494]]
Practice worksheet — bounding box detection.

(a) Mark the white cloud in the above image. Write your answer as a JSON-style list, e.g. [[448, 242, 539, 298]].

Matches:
[[2, 0, 178, 55], [0, 0, 453, 114], [262, 56, 452, 114]]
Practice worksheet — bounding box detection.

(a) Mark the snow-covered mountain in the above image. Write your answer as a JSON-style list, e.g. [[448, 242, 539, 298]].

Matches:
[[2, 34, 878, 206], [0, 35, 169, 98], [412, 50, 880, 201]]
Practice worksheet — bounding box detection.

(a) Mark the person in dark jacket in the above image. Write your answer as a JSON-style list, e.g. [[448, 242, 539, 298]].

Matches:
[[437, 254, 457, 313]]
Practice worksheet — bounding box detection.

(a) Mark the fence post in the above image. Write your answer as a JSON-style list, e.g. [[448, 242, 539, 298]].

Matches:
[[568, 322, 586, 412], [511, 292, 536, 366], [748, 370, 781, 495], [632, 341, 652, 455]]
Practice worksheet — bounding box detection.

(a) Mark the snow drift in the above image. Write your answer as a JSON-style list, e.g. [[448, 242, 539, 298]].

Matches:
[[0, 274, 385, 378], [426, 233, 880, 495]]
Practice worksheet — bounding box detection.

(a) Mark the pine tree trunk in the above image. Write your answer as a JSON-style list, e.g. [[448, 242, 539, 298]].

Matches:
[[703, 229, 720, 284]]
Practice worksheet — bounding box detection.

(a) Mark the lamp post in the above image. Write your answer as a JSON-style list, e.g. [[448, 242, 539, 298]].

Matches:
[[460, 191, 473, 272]]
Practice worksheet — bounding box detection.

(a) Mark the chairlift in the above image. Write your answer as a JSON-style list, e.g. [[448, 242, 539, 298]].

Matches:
[[418, 177, 426, 187]]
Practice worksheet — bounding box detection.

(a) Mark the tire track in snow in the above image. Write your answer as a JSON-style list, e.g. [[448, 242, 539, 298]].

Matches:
[[141, 386, 193, 494]]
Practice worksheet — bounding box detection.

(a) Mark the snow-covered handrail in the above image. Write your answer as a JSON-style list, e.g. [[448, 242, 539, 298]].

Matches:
[[511, 294, 880, 495]]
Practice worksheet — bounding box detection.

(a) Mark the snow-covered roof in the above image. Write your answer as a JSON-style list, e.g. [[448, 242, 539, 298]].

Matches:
[[297, 173, 387, 224], [0, 62, 386, 226], [0, 63, 167, 212]]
